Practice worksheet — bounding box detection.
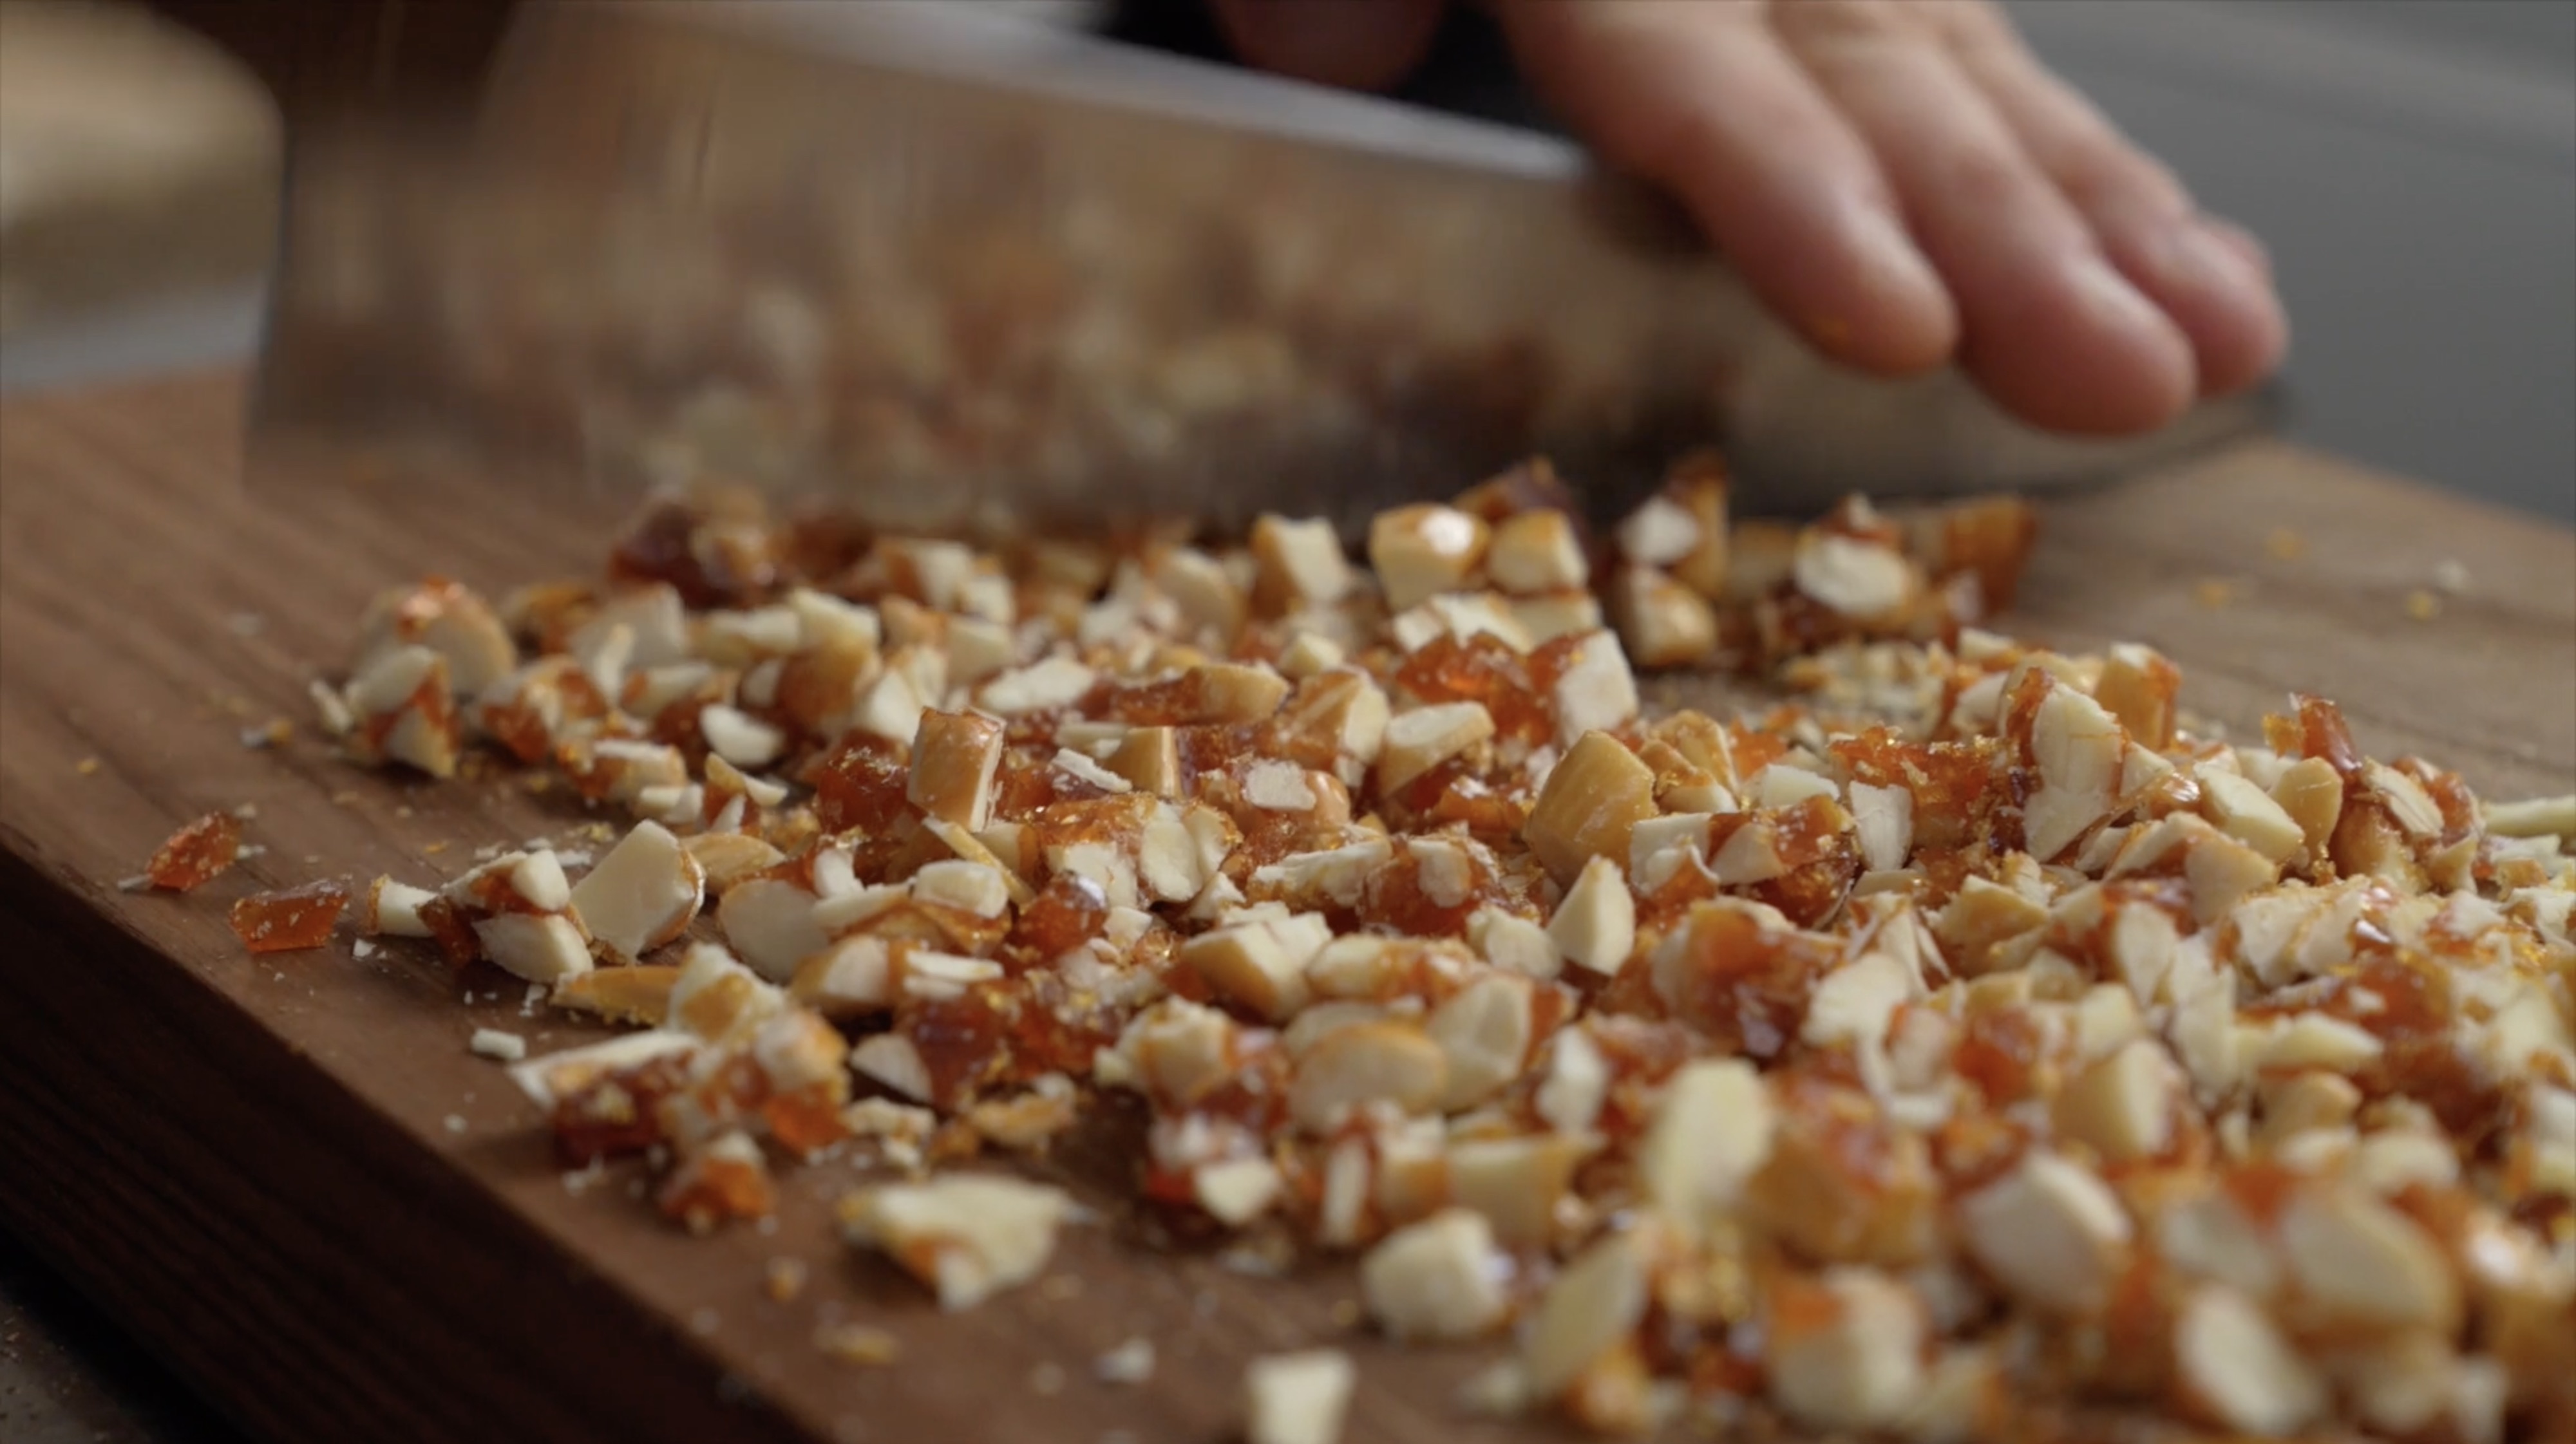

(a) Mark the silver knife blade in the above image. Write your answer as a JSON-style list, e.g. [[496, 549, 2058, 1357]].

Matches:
[[248, 0, 2269, 541]]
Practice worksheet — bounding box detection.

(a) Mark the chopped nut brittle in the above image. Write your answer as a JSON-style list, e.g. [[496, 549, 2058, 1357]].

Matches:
[[190, 465, 2573, 1444], [146, 811, 242, 892], [229, 879, 348, 953]]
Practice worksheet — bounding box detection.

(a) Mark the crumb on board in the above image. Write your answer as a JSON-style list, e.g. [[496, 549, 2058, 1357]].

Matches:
[[1094, 1336, 1155, 1386], [1029, 1362, 1066, 1396], [2262, 527, 2305, 561], [2193, 577, 2236, 608], [815, 1323, 900, 1368], [442, 1114, 467, 1134], [144, 811, 241, 892], [2433, 558, 2471, 594], [763, 1257, 808, 1304], [469, 1027, 527, 1062], [75, 756, 100, 776], [2405, 588, 2443, 621]]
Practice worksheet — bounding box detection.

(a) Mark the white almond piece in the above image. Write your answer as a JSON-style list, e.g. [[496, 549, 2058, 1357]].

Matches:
[[1195, 1157, 1285, 1226], [1180, 914, 1326, 1022], [1370, 504, 1489, 611], [1548, 630, 1638, 746], [2485, 793, 2576, 838], [506, 1030, 697, 1111], [569, 820, 704, 963], [1488, 509, 1588, 594], [1469, 908, 1561, 979], [1768, 1269, 1927, 1432], [1958, 1151, 2132, 1316], [909, 859, 1010, 919], [1630, 812, 1714, 893], [1289, 1021, 1448, 1133], [715, 876, 829, 982], [1548, 857, 1635, 976], [1803, 952, 1914, 1052], [1535, 1027, 1609, 1136], [1244, 758, 1317, 811], [2255, 1012, 2385, 1073], [848, 670, 925, 745], [849, 1033, 934, 1103], [364, 877, 437, 937], [2196, 765, 2307, 863], [1361, 1208, 1509, 1342], [2054, 1038, 2178, 1163], [1422, 592, 1535, 653], [1426, 973, 1536, 1111], [1253, 840, 1392, 912], [1638, 1058, 1774, 1237], [1446, 1134, 1589, 1247], [699, 703, 784, 769], [1615, 494, 1700, 567], [1244, 1350, 1356, 1444], [2024, 684, 2125, 860], [2279, 1184, 2461, 1332], [2366, 762, 2445, 838], [473, 912, 594, 984], [945, 616, 1017, 687], [1848, 781, 1915, 873], [787, 588, 881, 652], [1378, 702, 1495, 793], [794, 935, 895, 1015], [978, 657, 1096, 715], [1750, 764, 1839, 810], [2174, 1284, 2325, 1436], [1521, 1229, 1649, 1400], [838, 1174, 1073, 1310], [506, 851, 572, 911], [1113, 999, 1239, 1107], [1253, 515, 1355, 608], [1052, 747, 1132, 794], [1794, 532, 1915, 619]]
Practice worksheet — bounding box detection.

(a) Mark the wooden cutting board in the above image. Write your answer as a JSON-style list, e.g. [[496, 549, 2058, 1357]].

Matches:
[[1, 370, 2569, 1444]]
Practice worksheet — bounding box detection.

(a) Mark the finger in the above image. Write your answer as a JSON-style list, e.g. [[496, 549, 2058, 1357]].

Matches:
[[1779, 0, 2195, 434], [1210, 0, 1450, 91], [1495, 0, 1957, 375], [1935, 1, 2287, 397]]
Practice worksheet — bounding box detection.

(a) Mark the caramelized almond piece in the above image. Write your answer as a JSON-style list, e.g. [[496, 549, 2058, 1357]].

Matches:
[[1524, 732, 1656, 887], [553, 965, 680, 1026]]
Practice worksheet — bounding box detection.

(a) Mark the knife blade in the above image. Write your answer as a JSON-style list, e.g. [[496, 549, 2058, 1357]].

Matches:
[[247, 0, 2272, 541]]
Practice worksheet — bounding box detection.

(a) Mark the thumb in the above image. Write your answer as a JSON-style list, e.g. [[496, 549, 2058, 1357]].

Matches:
[[1209, 0, 1450, 92]]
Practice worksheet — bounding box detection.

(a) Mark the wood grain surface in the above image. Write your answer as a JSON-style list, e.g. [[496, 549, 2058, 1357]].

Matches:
[[1, 370, 2570, 1444]]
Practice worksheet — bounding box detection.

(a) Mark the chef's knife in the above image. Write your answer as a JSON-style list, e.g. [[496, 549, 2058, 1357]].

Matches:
[[242, 0, 2273, 541]]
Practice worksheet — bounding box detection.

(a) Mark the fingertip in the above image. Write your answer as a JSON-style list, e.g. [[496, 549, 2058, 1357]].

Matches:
[[1815, 205, 1962, 374], [1964, 254, 2197, 435], [2119, 216, 2291, 397]]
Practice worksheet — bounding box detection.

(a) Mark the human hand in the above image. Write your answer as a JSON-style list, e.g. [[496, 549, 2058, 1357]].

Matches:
[[1210, 0, 2288, 436]]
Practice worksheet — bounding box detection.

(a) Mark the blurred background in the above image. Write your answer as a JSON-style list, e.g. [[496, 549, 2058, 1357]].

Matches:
[[1, 0, 2570, 1439]]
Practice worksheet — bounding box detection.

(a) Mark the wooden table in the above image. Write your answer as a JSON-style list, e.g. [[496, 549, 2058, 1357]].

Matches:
[[1, 371, 2569, 1444]]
